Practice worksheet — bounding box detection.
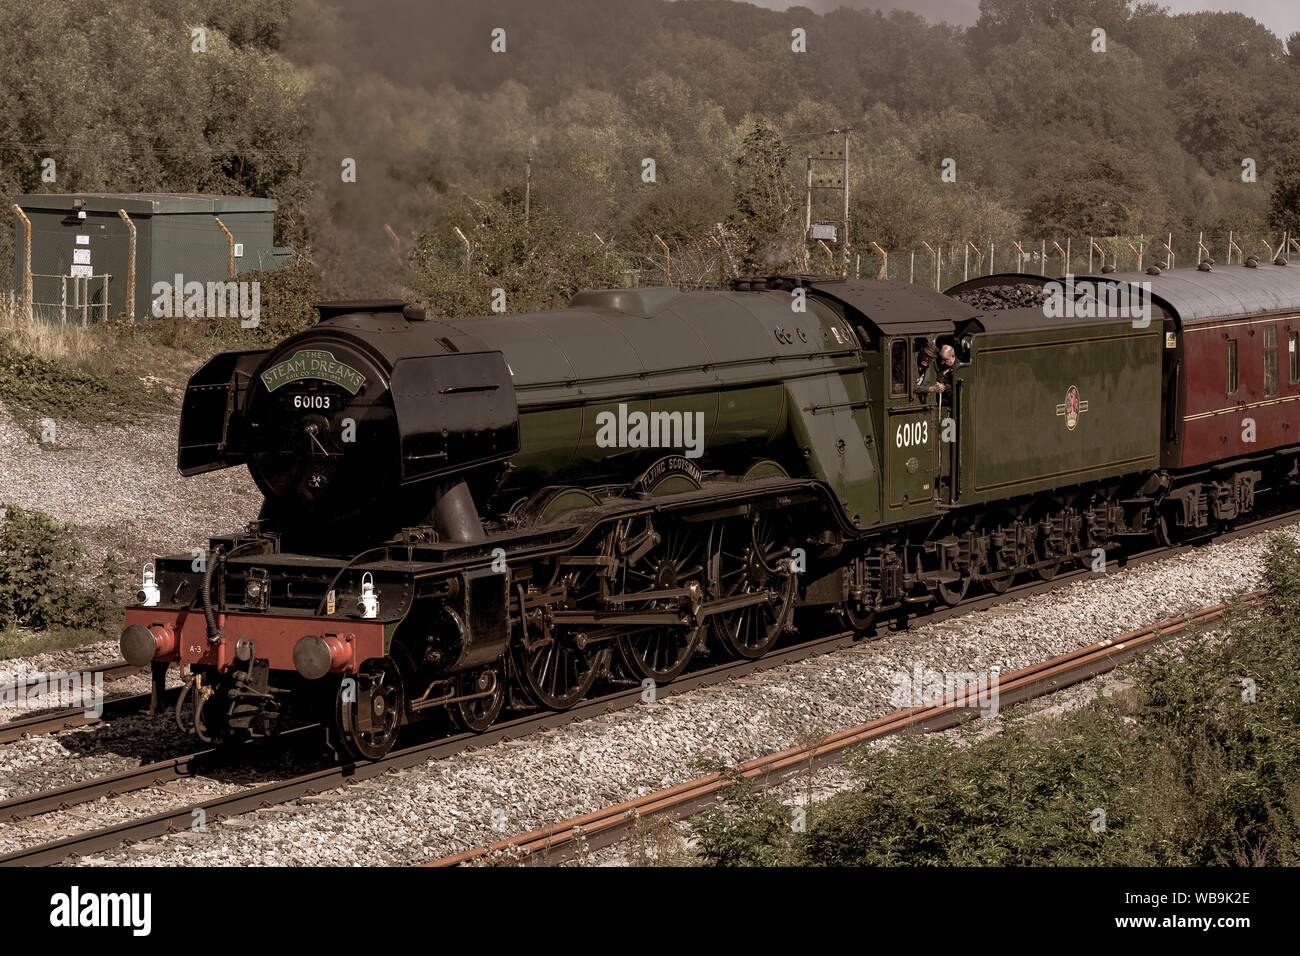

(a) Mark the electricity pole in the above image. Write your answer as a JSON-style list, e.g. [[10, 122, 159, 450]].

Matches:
[[805, 128, 851, 275]]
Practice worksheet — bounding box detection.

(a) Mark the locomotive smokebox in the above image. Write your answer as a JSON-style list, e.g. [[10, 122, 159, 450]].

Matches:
[[176, 302, 520, 544]]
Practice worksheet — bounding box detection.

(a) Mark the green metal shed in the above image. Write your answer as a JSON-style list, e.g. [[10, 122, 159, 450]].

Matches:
[[10, 193, 291, 323]]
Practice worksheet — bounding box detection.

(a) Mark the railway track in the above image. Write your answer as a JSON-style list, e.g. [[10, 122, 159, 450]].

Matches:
[[1, 508, 1292, 749], [0, 662, 145, 744], [429, 595, 1262, 866], [0, 509, 1293, 866]]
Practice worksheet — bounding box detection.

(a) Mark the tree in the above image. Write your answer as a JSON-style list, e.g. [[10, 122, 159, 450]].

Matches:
[[406, 195, 627, 318], [1268, 157, 1300, 237], [729, 121, 797, 274]]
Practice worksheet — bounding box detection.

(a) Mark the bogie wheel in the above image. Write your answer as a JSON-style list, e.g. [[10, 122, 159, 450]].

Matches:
[[1033, 542, 1063, 581], [840, 602, 877, 636], [615, 519, 706, 683], [935, 573, 969, 606], [513, 559, 608, 710], [977, 522, 1017, 595], [335, 658, 405, 762], [451, 666, 505, 733], [707, 513, 796, 660]]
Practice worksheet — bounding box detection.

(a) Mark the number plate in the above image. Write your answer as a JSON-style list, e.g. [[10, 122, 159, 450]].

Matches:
[[289, 393, 336, 411]]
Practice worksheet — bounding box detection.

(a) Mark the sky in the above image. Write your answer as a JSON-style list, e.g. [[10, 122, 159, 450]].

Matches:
[[747, 1, 1300, 40]]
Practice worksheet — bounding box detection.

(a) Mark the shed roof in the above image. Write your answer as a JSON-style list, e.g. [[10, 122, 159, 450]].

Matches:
[[13, 193, 276, 215]]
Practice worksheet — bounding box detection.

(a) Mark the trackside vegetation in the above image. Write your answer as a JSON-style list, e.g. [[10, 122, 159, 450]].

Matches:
[[0, 504, 123, 658], [691, 535, 1300, 866]]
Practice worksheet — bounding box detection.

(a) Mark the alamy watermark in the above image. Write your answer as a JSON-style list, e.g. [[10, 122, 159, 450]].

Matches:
[[1, 665, 103, 718], [888, 663, 1000, 717], [1042, 274, 1152, 328], [151, 274, 260, 327], [595, 403, 706, 459]]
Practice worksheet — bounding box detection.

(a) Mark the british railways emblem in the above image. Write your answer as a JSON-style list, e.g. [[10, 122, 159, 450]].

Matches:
[[1056, 385, 1089, 430]]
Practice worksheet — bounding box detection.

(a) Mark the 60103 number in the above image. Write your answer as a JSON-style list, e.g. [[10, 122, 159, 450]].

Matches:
[[895, 420, 928, 448]]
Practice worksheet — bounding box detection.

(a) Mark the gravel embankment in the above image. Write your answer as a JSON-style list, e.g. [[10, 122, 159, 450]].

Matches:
[[0, 519, 1279, 867], [0, 404, 261, 575]]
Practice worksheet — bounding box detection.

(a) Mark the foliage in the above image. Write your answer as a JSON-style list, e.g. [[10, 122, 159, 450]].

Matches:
[[729, 121, 798, 274], [405, 196, 628, 317], [4, 0, 1299, 301], [0, 505, 122, 634], [691, 535, 1300, 866], [689, 760, 795, 866], [1268, 155, 1300, 238], [0, 336, 161, 426]]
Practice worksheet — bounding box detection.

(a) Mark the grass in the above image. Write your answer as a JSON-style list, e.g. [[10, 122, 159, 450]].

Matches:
[[0, 626, 111, 661], [0, 300, 180, 429], [0, 256, 323, 431]]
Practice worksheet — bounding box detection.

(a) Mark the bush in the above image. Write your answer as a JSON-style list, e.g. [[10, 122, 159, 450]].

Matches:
[[406, 197, 629, 319], [0, 504, 122, 635], [691, 535, 1300, 867], [689, 761, 795, 866]]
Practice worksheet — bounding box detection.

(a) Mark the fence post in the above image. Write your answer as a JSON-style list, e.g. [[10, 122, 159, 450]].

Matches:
[[213, 216, 236, 279], [1052, 240, 1067, 276], [117, 209, 136, 321], [653, 234, 670, 285], [1127, 241, 1142, 271], [452, 226, 471, 266], [869, 241, 888, 280], [12, 204, 32, 320]]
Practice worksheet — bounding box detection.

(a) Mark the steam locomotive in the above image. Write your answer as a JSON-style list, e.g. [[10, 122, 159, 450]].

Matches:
[[120, 262, 1300, 759]]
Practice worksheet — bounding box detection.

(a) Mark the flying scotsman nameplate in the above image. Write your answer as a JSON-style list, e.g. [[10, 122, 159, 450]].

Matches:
[[260, 349, 366, 394]]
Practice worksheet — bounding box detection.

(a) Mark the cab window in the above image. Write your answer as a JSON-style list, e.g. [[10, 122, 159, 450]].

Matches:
[[1227, 340, 1238, 395], [889, 340, 908, 397]]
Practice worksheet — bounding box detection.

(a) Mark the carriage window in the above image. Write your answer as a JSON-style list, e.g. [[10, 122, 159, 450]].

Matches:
[[1227, 340, 1238, 395], [1264, 326, 1278, 397], [1290, 332, 1298, 384], [890, 340, 908, 397]]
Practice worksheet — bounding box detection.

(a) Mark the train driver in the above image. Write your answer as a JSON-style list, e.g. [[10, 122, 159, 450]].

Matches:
[[914, 344, 939, 395]]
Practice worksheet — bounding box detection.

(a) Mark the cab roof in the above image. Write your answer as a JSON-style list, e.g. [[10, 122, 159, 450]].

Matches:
[[809, 278, 977, 335]]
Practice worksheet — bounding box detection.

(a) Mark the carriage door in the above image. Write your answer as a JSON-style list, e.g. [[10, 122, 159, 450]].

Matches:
[[885, 337, 935, 514]]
